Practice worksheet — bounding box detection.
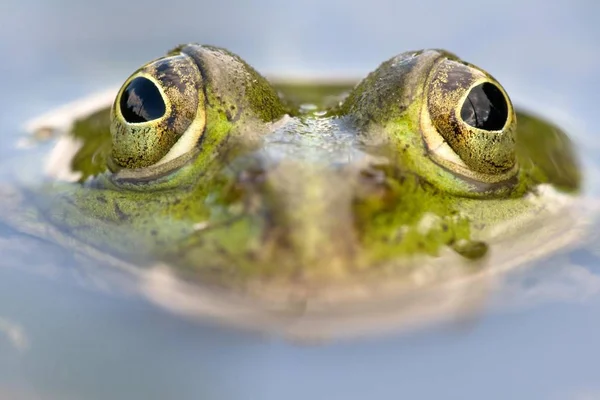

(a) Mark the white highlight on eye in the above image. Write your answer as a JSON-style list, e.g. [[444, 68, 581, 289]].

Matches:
[[429, 139, 469, 169], [419, 100, 469, 169], [154, 55, 206, 166], [155, 107, 206, 166]]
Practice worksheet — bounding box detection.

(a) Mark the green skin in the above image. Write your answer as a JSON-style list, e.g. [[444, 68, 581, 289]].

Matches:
[[21, 45, 581, 298]]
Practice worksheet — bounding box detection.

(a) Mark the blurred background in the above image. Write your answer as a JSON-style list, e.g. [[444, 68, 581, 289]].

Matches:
[[0, 0, 599, 399]]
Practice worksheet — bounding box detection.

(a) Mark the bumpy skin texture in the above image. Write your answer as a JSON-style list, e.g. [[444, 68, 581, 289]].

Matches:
[[110, 45, 287, 169], [36, 45, 580, 295], [339, 50, 520, 197], [111, 53, 203, 168]]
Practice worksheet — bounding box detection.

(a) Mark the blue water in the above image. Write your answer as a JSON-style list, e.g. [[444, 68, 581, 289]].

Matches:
[[0, 0, 599, 399]]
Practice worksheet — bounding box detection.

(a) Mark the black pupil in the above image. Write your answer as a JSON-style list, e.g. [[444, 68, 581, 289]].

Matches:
[[460, 82, 508, 131], [119, 77, 166, 123]]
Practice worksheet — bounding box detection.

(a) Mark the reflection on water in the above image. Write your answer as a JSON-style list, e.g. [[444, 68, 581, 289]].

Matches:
[[1, 0, 600, 399]]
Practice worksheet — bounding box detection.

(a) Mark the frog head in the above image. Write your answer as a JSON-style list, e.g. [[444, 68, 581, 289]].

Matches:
[[40, 45, 580, 296]]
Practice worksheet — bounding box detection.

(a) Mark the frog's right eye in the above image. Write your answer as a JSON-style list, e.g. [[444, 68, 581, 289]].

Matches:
[[110, 54, 206, 170], [420, 58, 518, 191]]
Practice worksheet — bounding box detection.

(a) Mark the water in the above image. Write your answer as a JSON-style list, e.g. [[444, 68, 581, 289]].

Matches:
[[1, 0, 599, 399]]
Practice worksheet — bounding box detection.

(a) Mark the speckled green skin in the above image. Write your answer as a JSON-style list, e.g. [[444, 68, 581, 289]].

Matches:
[[31, 45, 580, 295]]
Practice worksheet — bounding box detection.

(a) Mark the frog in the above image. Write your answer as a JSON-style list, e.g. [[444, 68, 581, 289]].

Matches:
[[0, 44, 591, 339]]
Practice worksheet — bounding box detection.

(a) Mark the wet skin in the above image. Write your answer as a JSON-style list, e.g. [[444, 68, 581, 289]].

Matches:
[[23, 44, 581, 301]]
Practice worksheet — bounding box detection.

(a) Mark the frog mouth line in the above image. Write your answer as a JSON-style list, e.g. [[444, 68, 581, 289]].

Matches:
[[432, 157, 520, 197], [110, 148, 200, 186]]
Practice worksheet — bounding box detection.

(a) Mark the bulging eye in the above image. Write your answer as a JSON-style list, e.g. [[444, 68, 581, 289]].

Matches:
[[423, 58, 517, 183], [120, 77, 166, 123], [460, 82, 508, 131], [110, 54, 206, 170]]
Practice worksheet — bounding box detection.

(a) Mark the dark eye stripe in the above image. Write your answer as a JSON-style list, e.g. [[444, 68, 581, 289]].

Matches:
[[120, 77, 166, 123], [460, 83, 508, 131]]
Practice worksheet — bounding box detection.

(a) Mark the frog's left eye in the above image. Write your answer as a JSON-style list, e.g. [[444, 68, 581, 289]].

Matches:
[[110, 54, 206, 170], [422, 59, 517, 185]]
